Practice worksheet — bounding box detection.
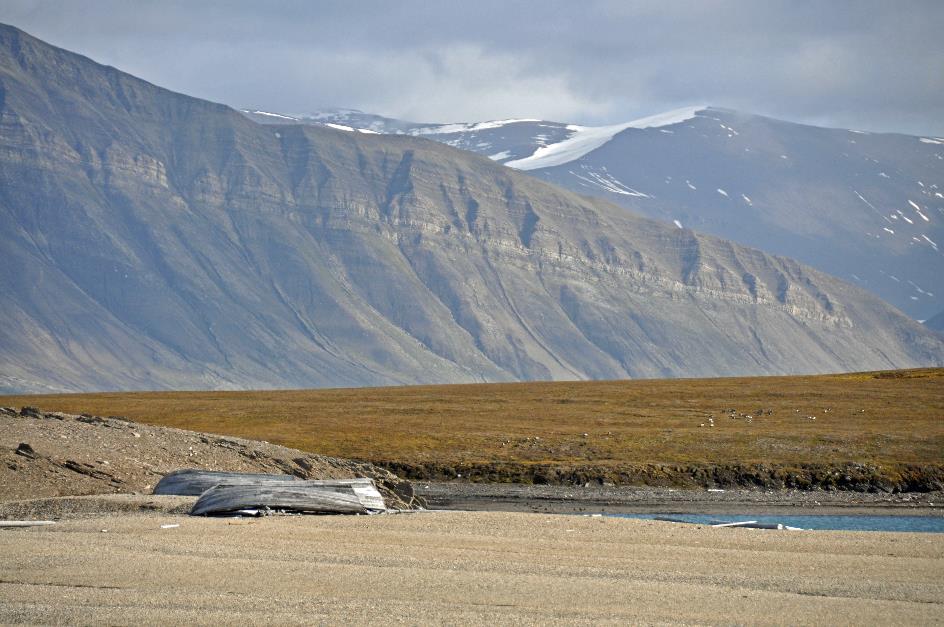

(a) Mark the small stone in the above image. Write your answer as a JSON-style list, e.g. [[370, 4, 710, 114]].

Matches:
[[15, 443, 37, 459]]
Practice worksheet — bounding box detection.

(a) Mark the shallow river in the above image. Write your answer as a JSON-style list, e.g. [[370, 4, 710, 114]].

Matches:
[[611, 513, 944, 532]]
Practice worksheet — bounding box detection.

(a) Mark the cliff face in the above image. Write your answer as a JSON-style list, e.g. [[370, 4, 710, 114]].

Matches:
[[1, 24, 942, 392]]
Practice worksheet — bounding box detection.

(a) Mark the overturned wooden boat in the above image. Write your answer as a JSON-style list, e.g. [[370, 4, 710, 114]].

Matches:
[[154, 469, 387, 516], [190, 481, 386, 516], [154, 469, 374, 496], [154, 469, 297, 495]]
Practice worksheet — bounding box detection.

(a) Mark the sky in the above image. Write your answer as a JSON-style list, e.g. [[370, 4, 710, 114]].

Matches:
[[2, 0, 943, 135]]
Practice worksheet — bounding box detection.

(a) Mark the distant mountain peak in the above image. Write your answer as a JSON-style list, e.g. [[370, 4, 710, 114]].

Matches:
[[505, 105, 708, 170], [2, 25, 941, 393]]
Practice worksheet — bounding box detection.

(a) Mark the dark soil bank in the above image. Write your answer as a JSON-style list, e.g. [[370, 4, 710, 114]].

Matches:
[[417, 482, 944, 516], [379, 460, 944, 493]]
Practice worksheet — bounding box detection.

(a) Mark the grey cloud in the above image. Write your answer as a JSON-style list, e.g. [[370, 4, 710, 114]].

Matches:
[[1, 0, 942, 134]]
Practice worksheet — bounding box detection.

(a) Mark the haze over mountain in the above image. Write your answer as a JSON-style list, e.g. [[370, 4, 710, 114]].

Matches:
[[270, 108, 944, 320], [2, 24, 942, 393]]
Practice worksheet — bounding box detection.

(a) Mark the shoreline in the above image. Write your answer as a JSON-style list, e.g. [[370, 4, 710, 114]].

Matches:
[[418, 481, 944, 517]]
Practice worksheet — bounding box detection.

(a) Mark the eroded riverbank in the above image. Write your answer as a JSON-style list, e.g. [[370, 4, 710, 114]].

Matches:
[[418, 481, 944, 516]]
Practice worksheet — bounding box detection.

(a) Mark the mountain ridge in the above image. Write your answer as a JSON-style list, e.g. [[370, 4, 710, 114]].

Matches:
[[1, 23, 942, 393], [283, 105, 944, 318]]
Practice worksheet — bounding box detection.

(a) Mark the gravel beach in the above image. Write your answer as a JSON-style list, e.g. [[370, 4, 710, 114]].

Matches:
[[1, 509, 942, 625]]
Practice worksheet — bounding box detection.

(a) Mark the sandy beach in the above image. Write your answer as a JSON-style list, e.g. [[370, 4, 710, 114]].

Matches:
[[1, 509, 942, 625]]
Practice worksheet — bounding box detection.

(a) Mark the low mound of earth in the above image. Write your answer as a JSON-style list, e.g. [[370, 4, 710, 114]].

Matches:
[[0, 407, 420, 515]]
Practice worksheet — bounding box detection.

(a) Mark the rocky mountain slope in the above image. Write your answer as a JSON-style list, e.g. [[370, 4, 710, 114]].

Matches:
[[296, 107, 944, 319], [1, 24, 942, 392]]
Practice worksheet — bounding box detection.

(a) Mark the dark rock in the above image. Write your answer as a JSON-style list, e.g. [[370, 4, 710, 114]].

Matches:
[[15, 442, 36, 459]]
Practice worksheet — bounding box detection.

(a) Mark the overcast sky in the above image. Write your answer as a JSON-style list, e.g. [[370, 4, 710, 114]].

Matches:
[[2, 0, 943, 135]]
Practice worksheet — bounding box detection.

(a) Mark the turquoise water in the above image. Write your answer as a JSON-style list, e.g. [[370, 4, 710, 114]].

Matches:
[[612, 513, 944, 533]]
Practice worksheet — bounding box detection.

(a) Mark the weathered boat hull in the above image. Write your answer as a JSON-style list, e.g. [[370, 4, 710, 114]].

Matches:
[[190, 483, 385, 516], [154, 469, 375, 496]]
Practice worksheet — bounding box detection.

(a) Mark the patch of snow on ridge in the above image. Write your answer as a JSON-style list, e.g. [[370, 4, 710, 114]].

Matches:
[[245, 110, 299, 121], [570, 166, 650, 197], [909, 200, 931, 222], [412, 119, 542, 135], [488, 150, 512, 161], [920, 138, 944, 145], [505, 105, 706, 171], [673, 219, 684, 229], [323, 123, 378, 134]]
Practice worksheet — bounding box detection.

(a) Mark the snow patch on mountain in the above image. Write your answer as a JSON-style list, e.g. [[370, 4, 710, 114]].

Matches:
[[570, 166, 650, 197], [244, 110, 299, 121], [323, 122, 379, 134], [412, 119, 542, 136], [505, 106, 706, 171]]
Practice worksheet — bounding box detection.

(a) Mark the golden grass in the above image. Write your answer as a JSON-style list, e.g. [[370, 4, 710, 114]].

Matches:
[[2, 369, 942, 468]]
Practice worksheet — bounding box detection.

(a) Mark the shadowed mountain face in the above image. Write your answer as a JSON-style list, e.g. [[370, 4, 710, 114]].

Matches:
[[298, 108, 944, 320], [926, 310, 944, 333], [1, 24, 942, 393]]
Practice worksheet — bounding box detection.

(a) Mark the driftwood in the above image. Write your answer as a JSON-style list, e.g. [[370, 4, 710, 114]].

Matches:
[[653, 517, 806, 531], [190, 482, 386, 516]]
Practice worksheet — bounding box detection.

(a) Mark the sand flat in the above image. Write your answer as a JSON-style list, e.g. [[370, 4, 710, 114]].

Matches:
[[0, 511, 942, 624]]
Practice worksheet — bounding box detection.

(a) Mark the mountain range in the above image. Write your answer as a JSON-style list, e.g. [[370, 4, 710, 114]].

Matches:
[[1, 23, 942, 393], [264, 106, 944, 320]]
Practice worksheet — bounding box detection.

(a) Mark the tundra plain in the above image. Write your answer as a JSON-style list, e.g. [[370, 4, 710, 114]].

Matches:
[[4, 368, 942, 489]]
